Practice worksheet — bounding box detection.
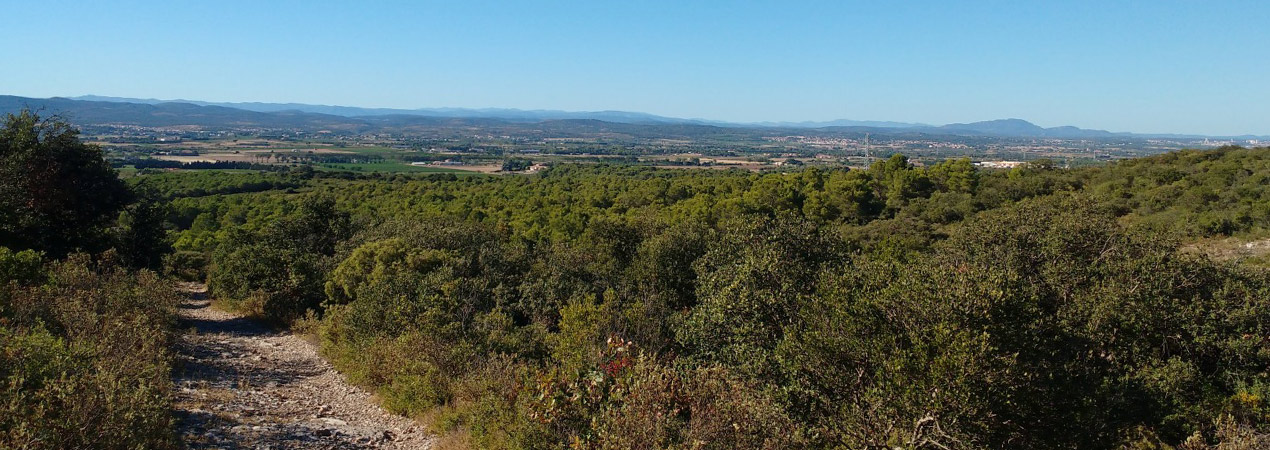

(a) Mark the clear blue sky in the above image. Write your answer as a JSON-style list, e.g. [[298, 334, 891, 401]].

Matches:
[[2, 1, 1267, 135]]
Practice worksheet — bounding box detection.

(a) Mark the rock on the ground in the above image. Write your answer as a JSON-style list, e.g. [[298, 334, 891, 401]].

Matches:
[[172, 283, 433, 449]]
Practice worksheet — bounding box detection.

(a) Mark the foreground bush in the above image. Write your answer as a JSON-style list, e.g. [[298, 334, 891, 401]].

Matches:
[[0, 252, 179, 449]]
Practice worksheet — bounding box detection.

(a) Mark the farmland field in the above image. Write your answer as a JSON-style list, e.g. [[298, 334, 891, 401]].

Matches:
[[315, 162, 489, 174]]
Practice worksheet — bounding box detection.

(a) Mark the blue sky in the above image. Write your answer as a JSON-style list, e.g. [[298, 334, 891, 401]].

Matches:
[[2, 1, 1267, 135]]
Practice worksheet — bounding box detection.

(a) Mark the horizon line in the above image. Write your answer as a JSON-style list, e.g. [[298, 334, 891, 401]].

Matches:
[[14, 93, 1270, 138]]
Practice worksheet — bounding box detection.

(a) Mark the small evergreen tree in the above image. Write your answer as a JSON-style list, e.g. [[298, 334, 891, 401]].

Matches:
[[0, 110, 130, 256]]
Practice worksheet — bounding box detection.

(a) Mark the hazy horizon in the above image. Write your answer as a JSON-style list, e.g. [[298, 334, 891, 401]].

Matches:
[[25, 93, 1257, 137], [2, 1, 1267, 135]]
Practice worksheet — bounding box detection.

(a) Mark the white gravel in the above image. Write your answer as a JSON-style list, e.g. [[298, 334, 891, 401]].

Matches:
[[173, 284, 433, 449]]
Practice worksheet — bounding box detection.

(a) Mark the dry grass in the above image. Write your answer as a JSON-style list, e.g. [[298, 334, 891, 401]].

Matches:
[[1182, 236, 1270, 267], [429, 430, 475, 450]]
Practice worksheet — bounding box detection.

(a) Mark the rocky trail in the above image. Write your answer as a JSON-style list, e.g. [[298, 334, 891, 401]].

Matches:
[[173, 284, 433, 449]]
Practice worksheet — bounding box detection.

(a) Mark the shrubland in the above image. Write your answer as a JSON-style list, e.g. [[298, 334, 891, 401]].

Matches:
[[0, 110, 180, 449], [0, 251, 180, 448], [9, 103, 1269, 448], [161, 144, 1270, 448]]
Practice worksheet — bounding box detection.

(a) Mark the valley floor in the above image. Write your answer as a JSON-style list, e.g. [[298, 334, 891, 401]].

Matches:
[[173, 284, 433, 449]]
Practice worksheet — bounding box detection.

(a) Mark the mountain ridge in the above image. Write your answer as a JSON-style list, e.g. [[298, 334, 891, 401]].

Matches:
[[0, 95, 1255, 139], [63, 96, 1072, 134]]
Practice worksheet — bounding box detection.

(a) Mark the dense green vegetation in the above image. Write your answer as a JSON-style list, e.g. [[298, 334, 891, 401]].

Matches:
[[7, 104, 1270, 448], [1, 111, 131, 257], [318, 161, 480, 174], [0, 251, 179, 448], [143, 143, 1270, 449], [0, 111, 179, 449]]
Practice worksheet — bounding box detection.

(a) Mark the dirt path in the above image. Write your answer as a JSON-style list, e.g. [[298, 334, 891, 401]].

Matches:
[[173, 284, 433, 449]]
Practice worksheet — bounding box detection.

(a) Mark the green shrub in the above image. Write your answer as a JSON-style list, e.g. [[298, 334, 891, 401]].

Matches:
[[0, 254, 179, 449], [162, 250, 208, 281], [206, 195, 351, 324], [0, 247, 42, 286], [160, 147, 1270, 448]]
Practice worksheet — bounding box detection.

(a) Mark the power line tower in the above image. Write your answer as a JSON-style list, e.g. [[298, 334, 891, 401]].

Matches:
[[864, 133, 872, 165]]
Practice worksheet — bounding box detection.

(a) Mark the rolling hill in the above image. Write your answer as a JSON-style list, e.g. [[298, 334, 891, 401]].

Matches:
[[1, 95, 1262, 140]]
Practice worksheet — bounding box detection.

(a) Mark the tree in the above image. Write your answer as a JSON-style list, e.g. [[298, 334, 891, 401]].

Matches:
[[0, 110, 130, 256], [868, 154, 934, 213], [813, 170, 881, 223], [272, 195, 352, 257], [677, 214, 838, 382], [113, 190, 172, 271], [205, 195, 353, 323], [928, 157, 979, 193], [502, 158, 533, 172]]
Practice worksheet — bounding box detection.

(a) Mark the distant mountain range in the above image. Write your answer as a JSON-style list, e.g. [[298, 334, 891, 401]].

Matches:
[[931, 118, 1119, 138], [1, 95, 369, 131], [71, 95, 702, 125], [0, 94, 1261, 140]]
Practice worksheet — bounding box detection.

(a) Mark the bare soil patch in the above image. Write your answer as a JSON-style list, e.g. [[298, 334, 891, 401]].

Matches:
[[173, 284, 432, 449]]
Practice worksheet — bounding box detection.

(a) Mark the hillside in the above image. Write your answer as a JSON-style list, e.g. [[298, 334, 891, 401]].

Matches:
[[0, 95, 370, 131], [142, 144, 1270, 449], [937, 118, 1117, 137], [5, 105, 1270, 449], [3, 95, 1257, 140]]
